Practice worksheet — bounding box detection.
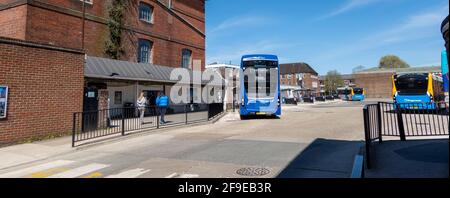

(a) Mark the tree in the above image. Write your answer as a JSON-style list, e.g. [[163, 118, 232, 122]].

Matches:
[[352, 65, 365, 73], [378, 55, 410, 69], [324, 70, 344, 95], [105, 0, 127, 59]]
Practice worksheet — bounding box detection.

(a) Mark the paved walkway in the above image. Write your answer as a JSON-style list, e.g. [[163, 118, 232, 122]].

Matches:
[[366, 139, 449, 178]]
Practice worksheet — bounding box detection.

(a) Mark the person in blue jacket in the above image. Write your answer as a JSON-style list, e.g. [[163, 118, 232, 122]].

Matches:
[[156, 91, 169, 124]]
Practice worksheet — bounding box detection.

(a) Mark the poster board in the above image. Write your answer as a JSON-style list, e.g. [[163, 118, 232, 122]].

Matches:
[[0, 86, 8, 119]]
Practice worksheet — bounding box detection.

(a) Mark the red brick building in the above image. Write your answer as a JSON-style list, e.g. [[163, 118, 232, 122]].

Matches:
[[280, 63, 320, 95], [0, 0, 206, 144], [0, 0, 205, 69], [0, 37, 84, 144]]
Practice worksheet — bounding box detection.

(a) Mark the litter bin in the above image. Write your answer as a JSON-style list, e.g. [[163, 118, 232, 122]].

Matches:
[[123, 102, 135, 118]]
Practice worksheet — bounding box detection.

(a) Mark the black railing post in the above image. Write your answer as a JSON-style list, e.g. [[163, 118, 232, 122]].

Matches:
[[396, 104, 406, 141], [207, 103, 211, 120], [72, 113, 76, 147], [363, 106, 372, 169], [156, 107, 160, 129], [377, 103, 383, 144], [121, 108, 125, 136], [185, 104, 188, 125]]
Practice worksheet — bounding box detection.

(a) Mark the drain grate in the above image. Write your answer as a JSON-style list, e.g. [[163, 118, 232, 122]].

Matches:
[[236, 167, 270, 176]]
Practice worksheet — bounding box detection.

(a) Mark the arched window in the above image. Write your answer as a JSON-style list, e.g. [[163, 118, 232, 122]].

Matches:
[[181, 49, 192, 69], [138, 39, 152, 63]]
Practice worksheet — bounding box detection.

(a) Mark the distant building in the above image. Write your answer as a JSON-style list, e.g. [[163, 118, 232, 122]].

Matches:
[[205, 63, 240, 110], [280, 62, 320, 96], [319, 74, 355, 94]]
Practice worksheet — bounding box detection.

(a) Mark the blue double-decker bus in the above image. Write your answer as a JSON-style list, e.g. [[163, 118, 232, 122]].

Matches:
[[239, 54, 281, 119]]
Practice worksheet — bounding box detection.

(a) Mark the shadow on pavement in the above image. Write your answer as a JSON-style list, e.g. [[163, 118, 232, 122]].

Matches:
[[366, 139, 449, 178], [277, 138, 363, 178]]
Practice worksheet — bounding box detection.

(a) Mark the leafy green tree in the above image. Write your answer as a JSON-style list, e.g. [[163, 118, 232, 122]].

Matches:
[[378, 55, 410, 69], [324, 70, 344, 95], [105, 0, 127, 59]]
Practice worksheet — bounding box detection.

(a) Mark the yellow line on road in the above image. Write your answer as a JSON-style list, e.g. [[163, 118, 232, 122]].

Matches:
[[30, 168, 69, 178], [83, 172, 103, 178]]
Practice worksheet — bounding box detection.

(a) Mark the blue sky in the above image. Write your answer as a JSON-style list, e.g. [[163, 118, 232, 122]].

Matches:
[[205, 0, 449, 75]]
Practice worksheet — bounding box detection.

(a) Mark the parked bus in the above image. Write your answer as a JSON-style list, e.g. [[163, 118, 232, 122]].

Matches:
[[350, 87, 365, 101], [337, 87, 351, 100], [239, 54, 281, 119], [392, 72, 444, 110]]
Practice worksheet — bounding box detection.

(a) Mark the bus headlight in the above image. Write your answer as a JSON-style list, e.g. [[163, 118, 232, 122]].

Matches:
[[241, 98, 245, 106]]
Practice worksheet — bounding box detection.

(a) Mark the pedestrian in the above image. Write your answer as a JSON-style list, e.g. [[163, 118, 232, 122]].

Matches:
[[137, 91, 147, 125], [156, 91, 169, 124]]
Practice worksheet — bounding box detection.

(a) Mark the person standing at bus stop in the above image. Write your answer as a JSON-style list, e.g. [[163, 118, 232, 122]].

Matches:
[[156, 91, 169, 124], [137, 91, 147, 125]]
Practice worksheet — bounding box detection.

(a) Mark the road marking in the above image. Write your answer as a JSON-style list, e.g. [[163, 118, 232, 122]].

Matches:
[[48, 163, 110, 178], [165, 173, 179, 178], [165, 172, 199, 178], [0, 160, 75, 178], [105, 168, 150, 178], [83, 172, 103, 178], [178, 174, 199, 178], [30, 167, 69, 178]]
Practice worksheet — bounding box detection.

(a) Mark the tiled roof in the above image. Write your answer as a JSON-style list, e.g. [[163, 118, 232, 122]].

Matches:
[[279, 62, 318, 75]]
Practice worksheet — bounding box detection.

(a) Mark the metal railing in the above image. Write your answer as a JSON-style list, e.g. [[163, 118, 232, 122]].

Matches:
[[363, 102, 449, 169], [72, 103, 224, 147], [315, 96, 326, 102]]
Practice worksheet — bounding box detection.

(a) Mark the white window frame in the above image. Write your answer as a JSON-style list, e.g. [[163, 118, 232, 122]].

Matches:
[[181, 49, 192, 69], [80, 0, 93, 5], [138, 39, 153, 63], [139, 2, 154, 24]]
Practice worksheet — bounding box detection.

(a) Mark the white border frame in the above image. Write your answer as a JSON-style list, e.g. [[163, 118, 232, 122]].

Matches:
[[0, 86, 8, 119]]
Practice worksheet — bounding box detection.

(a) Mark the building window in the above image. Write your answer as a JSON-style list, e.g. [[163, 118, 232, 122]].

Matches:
[[138, 39, 152, 63], [139, 3, 153, 23], [114, 91, 122, 105], [181, 49, 192, 68]]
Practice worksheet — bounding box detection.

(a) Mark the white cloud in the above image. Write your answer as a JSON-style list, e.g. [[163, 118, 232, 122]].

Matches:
[[368, 5, 448, 44], [208, 16, 270, 34], [318, 0, 382, 20], [320, 5, 449, 61]]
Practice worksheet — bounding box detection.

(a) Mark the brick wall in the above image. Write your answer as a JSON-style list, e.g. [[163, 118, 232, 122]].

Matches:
[[280, 73, 320, 94], [354, 72, 394, 98], [0, 4, 27, 40], [0, 37, 84, 144], [0, 0, 206, 69], [303, 73, 319, 91]]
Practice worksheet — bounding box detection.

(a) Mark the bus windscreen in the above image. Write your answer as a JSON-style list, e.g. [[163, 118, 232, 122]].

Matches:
[[395, 74, 428, 95], [353, 88, 364, 95], [243, 60, 278, 98]]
